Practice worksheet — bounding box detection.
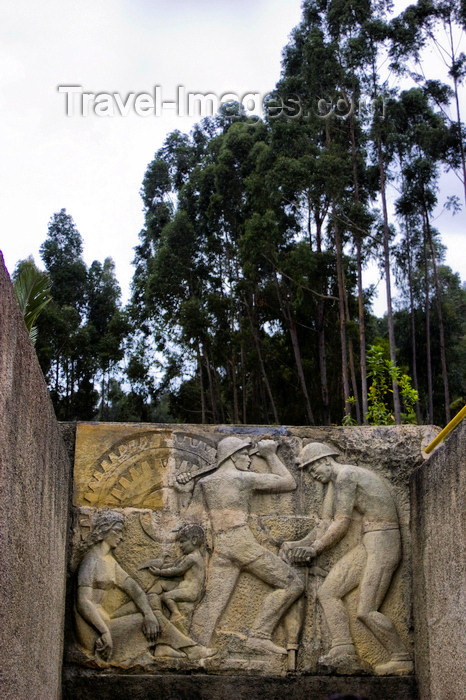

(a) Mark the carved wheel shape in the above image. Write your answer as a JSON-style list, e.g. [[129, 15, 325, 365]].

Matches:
[[84, 432, 170, 507], [172, 432, 217, 482]]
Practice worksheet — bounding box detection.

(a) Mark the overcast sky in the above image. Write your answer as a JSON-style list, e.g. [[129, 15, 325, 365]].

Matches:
[[1, 0, 464, 317]]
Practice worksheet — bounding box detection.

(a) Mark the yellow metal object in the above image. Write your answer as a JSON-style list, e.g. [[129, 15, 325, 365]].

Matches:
[[424, 405, 466, 454]]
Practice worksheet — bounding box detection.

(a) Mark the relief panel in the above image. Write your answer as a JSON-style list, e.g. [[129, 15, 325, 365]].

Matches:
[[68, 423, 422, 676]]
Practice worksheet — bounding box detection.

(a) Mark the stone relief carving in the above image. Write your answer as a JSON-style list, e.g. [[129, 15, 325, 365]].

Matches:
[[170, 431, 217, 511], [81, 431, 170, 509], [188, 438, 304, 658], [70, 424, 414, 676], [140, 523, 207, 635], [74, 510, 215, 665], [281, 442, 413, 676]]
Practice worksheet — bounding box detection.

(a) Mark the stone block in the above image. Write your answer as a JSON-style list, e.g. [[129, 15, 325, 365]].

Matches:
[[411, 421, 466, 700], [0, 253, 72, 700], [63, 666, 418, 700]]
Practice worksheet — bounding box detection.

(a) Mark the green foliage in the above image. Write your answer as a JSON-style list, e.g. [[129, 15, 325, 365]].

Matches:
[[32, 210, 128, 420], [394, 266, 466, 424], [364, 345, 419, 425], [24, 1, 466, 425], [13, 258, 52, 345], [342, 396, 358, 426]]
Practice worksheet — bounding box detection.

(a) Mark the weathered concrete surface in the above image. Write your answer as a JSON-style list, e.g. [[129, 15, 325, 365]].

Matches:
[[0, 253, 72, 700], [411, 421, 466, 700], [63, 666, 418, 700]]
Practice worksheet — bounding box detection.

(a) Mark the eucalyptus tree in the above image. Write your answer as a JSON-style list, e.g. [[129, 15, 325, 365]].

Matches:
[[351, 6, 403, 422], [271, 3, 358, 423], [390, 87, 453, 421], [390, 0, 466, 206], [37, 209, 94, 418], [127, 0, 464, 426], [34, 209, 129, 420], [86, 258, 128, 420], [266, 113, 333, 423], [132, 114, 285, 424], [323, 0, 390, 424], [394, 264, 466, 424]]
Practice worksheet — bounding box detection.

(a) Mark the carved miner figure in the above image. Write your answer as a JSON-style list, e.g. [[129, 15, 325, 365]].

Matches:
[[185, 437, 304, 654], [75, 511, 215, 662], [280, 442, 413, 675]]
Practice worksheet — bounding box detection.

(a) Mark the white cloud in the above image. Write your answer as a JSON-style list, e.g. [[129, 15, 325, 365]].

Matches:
[[0, 0, 464, 320]]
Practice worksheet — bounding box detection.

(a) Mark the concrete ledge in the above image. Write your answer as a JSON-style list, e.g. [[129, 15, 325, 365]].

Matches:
[[63, 667, 418, 700]]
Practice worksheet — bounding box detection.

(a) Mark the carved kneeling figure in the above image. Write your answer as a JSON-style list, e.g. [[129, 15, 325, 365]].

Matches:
[[75, 511, 215, 664]]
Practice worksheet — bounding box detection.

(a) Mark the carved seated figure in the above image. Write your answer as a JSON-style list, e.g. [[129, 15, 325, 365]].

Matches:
[[75, 511, 215, 664], [143, 524, 206, 634]]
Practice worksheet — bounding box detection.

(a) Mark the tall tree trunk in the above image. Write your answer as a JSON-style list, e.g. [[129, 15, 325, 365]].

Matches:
[[453, 75, 466, 207], [333, 216, 351, 419], [289, 314, 315, 425], [197, 345, 206, 424], [100, 372, 105, 421], [423, 205, 451, 423], [70, 359, 75, 415], [230, 350, 239, 424], [257, 372, 268, 424], [405, 221, 422, 424], [240, 341, 247, 424], [212, 365, 225, 423], [317, 301, 330, 425], [347, 105, 368, 423], [65, 357, 70, 419], [377, 137, 401, 424], [446, 18, 466, 206], [243, 295, 280, 424], [356, 237, 368, 423], [423, 235, 434, 423], [204, 349, 218, 423], [273, 274, 314, 424], [315, 215, 330, 424], [342, 271, 362, 424], [229, 308, 240, 424], [348, 338, 361, 424]]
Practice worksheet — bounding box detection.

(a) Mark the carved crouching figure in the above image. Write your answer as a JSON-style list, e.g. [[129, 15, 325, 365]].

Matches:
[[188, 438, 304, 655], [281, 443, 413, 676], [75, 511, 215, 663], [145, 524, 206, 634]]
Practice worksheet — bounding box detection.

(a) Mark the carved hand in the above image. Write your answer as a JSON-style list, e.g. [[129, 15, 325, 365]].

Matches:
[[148, 566, 161, 576], [291, 546, 317, 564], [278, 540, 295, 562], [142, 612, 159, 642], [256, 439, 278, 457], [95, 631, 113, 660], [176, 472, 192, 485]]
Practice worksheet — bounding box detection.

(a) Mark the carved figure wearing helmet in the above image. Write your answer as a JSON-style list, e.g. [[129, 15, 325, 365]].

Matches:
[[279, 442, 412, 676], [216, 436, 256, 468], [297, 442, 339, 469], [190, 437, 304, 657]]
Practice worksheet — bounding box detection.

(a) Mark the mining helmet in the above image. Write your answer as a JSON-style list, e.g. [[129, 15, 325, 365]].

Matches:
[[217, 436, 253, 466], [297, 442, 339, 469]]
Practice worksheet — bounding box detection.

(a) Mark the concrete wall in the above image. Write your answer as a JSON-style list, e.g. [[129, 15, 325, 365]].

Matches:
[[0, 253, 72, 700], [411, 421, 466, 700]]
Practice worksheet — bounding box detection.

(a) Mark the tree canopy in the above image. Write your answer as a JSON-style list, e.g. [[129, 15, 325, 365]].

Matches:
[[19, 1, 465, 426]]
